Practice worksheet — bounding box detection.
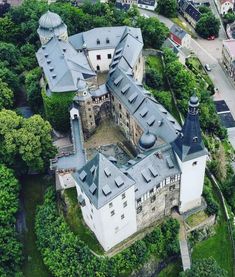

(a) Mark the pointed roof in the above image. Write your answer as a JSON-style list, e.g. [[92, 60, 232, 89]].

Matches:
[[173, 95, 207, 162], [74, 153, 135, 209]]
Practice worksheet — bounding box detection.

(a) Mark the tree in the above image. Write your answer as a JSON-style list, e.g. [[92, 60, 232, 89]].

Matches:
[[152, 90, 172, 112], [157, 0, 178, 18], [0, 110, 56, 173], [25, 67, 43, 113], [0, 42, 21, 69], [0, 164, 22, 276], [223, 12, 235, 24], [196, 13, 220, 38], [198, 6, 211, 14], [0, 79, 14, 110], [180, 258, 227, 277], [145, 68, 163, 89], [0, 62, 20, 93], [20, 43, 37, 71]]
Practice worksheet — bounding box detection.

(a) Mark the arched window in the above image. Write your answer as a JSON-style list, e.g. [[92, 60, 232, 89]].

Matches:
[[96, 39, 100, 45]]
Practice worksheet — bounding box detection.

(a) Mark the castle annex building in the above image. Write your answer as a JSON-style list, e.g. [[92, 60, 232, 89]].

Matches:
[[36, 11, 208, 251]]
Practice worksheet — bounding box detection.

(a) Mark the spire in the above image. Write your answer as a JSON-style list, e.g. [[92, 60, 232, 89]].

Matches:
[[173, 95, 207, 162]]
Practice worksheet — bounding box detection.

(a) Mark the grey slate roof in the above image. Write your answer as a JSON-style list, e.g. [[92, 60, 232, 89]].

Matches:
[[36, 38, 96, 92], [125, 144, 181, 199], [162, 38, 180, 54], [90, 84, 108, 97], [51, 115, 86, 171], [170, 24, 187, 40], [173, 96, 207, 161], [73, 153, 135, 209], [107, 67, 181, 144]]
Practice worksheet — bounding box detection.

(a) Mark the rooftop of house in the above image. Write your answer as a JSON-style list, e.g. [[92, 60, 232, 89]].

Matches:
[[36, 38, 96, 92], [223, 39, 235, 57], [179, 0, 201, 22], [170, 24, 188, 40], [74, 152, 135, 209], [137, 0, 156, 6], [123, 144, 181, 198]]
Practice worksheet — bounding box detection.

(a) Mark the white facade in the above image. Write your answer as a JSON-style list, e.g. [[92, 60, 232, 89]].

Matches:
[[88, 48, 115, 72], [176, 154, 207, 213], [137, 2, 157, 11], [76, 183, 137, 251], [215, 0, 234, 14], [181, 34, 191, 49]]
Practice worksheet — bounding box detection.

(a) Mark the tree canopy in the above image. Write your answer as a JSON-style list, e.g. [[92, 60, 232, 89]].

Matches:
[[196, 13, 220, 38], [157, 0, 178, 18], [0, 110, 56, 173], [0, 79, 14, 110]]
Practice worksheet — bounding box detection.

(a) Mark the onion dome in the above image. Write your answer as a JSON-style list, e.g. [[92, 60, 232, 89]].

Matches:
[[39, 11, 63, 29], [139, 131, 156, 150]]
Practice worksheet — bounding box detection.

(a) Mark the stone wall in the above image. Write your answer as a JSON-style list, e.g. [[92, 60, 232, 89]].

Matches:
[[136, 179, 180, 230]]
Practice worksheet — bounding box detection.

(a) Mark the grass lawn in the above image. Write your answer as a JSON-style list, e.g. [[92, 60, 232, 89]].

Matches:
[[20, 175, 52, 277], [158, 258, 182, 277], [64, 187, 104, 255], [192, 188, 233, 276], [146, 55, 164, 75], [186, 211, 208, 227]]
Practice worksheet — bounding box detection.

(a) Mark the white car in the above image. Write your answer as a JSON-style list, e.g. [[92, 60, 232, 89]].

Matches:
[[205, 64, 211, 71]]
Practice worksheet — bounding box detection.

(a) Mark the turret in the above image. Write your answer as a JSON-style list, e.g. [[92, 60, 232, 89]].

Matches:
[[37, 11, 68, 45], [173, 95, 207, 213]]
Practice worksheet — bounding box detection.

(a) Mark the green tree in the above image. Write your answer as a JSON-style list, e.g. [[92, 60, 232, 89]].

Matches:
[[196, 13, 220, 38], [0, 42, 21, 69], [223, 12, 235, 24], [157, 0, 178, 18], [20, 43, 37, 71], [198, 6, 211, 14], [0, 79, 14, 110], [0, 164, 22, 276], [152, 90, 172, 112], [180, 258, 227, 276], [25, 67, 43, 113], [0, 62, 20, 93], [145, 68, 163, 89]]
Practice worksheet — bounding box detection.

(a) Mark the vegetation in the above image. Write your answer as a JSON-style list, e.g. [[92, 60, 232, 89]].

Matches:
[[158, 258, 182, 277], [0, 78, 14, 110], [186, 211, 208, 227], [223, 11, 235, 25], [203, 178, 219, 216], [192, 183, 233, 276], [0, 109, 56, 174], [196, 13, 220, 38], [0, 164, 22, 276], [181, 257, 227, 277], [157, 0, 178, 18], [35, 187, 180, 277], [42, 89, 75, 132], [163, 48, 227, 139]]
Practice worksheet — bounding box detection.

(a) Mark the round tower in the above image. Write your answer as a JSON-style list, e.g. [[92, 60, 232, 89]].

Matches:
[[37, 11, 68, 45]]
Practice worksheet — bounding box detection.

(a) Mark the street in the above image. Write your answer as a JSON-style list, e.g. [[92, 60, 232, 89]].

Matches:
[[139, 3, 235, 119]]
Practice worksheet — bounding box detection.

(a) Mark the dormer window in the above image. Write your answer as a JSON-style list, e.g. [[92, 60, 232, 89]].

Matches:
[[193, 136, 198, 142], [97, 39, 100, 45], [106, 38, 110, 44]]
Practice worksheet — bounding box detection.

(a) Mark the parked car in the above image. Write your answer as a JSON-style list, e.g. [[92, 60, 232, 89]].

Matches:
[[205, 64, 211, 71], [207, 36, 215, 40]]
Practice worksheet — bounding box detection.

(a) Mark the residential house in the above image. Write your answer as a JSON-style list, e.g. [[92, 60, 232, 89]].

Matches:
[[222, 39, 235, 81], [214, 0, 234, 15], [170, 24, 191, 49]]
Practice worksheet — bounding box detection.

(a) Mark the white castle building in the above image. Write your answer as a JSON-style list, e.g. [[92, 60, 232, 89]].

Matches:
[[36, 11, 208, 251]]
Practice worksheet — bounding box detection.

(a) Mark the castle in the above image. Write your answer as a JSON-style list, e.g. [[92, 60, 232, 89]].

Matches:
[[36, 11, 208, 251]]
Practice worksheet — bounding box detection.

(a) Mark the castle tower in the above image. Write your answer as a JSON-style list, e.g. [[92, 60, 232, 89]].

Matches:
[[173, 95, 208, 213], [37, 11, 68, 45], [73, 79, 96, 137]]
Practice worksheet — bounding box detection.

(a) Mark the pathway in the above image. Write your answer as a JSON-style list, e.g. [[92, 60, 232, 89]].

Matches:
[[172, 212, 191, 271]]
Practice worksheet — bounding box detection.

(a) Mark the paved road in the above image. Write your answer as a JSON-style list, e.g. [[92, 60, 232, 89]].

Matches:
[[139, 7, 235, 119]]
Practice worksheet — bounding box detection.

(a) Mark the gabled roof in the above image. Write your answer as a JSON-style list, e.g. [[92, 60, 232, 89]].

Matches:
[[107, 67, 181, 144], [74, 153, 135, 208], [36, 38, 96, 92], [185, 3, 201, 22], [170, 24, 187, 40], [125, 144, 181, 198]]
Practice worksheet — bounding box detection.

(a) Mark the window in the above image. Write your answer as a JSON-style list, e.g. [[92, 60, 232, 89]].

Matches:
[[96, 55, 101, 60], [91, 208, 93, 213], [96, 65, 100, 71], [121, 214, 125, 220], [126, 112, 129, 119], [107, 53, 112, 59], [122, 193, 126, 199], [123, 201, 127, 208], [137, 206, 142, 214], [150, 195, 156, 203], [120, 113, 122, 119], [106, 38, 110, 44], [150, 188, 154, 195], [89, 115, 92, 118], [119, 103, 122, 110], [111, 210, 115, 216], [109, 202, 113, 208], [96, 39, 100, 45], [169, 185, 175, 191], [170, 176, 176, 183], [90, 214, 93, 220], [115, 226, 119, 232], [192, 161, 198, 166], [137, 198, 141, 204], [193, 136, 198, 142], [88, 108, 91, 111]]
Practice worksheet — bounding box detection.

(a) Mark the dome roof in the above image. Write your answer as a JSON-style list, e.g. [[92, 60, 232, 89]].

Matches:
[[139, 131, 156, 149], [39, 11, 63, 29]]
